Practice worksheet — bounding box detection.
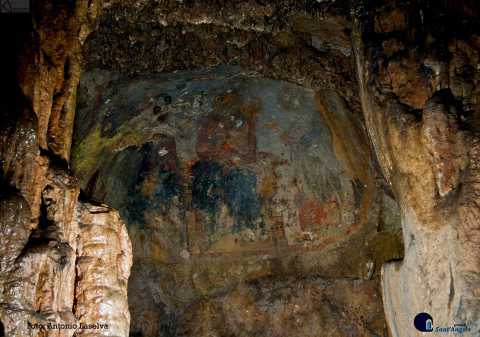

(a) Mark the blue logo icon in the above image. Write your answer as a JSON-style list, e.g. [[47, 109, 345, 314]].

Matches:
[[414, 312, 434, 332]]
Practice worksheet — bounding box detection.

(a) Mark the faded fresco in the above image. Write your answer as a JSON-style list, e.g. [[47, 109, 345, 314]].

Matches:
[[72, 66, 401, 336]]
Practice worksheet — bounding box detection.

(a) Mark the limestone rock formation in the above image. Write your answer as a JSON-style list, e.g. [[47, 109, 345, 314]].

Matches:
[[72, 63, 401, 337], [353, 1, 480, 335], [0, 165, 132, 337], [175, 277, 385, 337], [0, 1, 132, 337], [75, 203, 132, 337], [1, 1, 480, 337]]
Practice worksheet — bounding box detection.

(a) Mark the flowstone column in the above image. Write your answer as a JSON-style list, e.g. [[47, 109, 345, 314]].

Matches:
[[353, 2, 480, 336]]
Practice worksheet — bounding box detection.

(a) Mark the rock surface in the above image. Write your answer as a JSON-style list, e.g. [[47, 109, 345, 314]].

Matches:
[[75, 203, 132, 337], [0, 1, 132, 337], [83, 0, 360, 113], [0, 166, 132, 337], [2, 0, 480, 337], [175, 277, 386, 337], [72, 66, 401, 336], [353, 1, 480, 335]]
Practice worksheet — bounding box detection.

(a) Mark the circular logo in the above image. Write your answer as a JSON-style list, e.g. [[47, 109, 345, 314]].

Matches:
[[414, 312, 434, 332]]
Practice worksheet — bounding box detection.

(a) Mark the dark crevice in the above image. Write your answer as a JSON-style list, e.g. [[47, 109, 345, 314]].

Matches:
[[430, 89, 470, 132], [84, 169, 100, 199], [15, 188, 57, 261], [448, 263, 455, 309], [384, 256, 404, 264], [72, 243, 80, 319], [78, 189, 104, 206], [63, 56, 71, 82], [0, 168, 19, 199], [406, 107, 423, 122], [39, 147, 71, 173]]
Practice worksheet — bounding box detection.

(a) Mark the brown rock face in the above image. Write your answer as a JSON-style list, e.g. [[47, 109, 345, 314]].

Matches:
[[176, 277, 385, 337], [18, 0, 103, 160], [353, 1, 480, 335], [2, 1, 480, 337], [74, 20, 401, 337], [0, 1, 132, 337], [0, 166, 132, 337]]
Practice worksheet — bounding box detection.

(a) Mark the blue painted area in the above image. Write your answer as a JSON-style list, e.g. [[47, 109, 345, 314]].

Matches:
[[125, 143, 156, 227], [108, 142, 182, 228], [77, 66, 351, 237], [137, 142, 181, 210], [191, 161, 262, 233], [152, 170, 181, 207], [191, 161, 224, 215], [224, 168, 261, 231]]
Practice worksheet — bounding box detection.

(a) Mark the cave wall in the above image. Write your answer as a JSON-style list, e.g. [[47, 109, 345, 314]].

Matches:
[[0, 1, 132, 336], [72, 66, 402, 337], [1, 0, 479, 337], [353, 1, 480, 335]]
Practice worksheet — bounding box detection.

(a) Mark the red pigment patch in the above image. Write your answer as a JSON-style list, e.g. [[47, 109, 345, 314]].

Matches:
[[299, 199, 328, 231], [298, 197, 340, 231], [196, 101, 258, 164]]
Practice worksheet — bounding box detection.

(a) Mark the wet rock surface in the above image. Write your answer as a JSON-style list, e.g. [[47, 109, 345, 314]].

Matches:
[[75, 203, 132, 337], [175, 277, 386, 337], [2, 1, 480, 337], [72, 66, 401, 337], [0, 166, 132, 337], [353, 1, 480, 335], [83, 0, 360, 113], [0, 1, 132, 336]]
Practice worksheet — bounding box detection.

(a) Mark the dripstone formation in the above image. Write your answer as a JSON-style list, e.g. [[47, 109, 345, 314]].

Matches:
[[0, 1, 478, 337], [0, 2, 132, 337]]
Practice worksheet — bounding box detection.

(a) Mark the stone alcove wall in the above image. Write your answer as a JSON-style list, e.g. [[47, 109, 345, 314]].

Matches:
[[0, 1, 479, 337], [71, 65, 402, 337], [72, 2, 404, 336]]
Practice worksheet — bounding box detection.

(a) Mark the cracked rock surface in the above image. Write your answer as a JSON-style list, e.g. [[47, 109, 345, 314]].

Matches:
[[0, 1, 132, 337], [353, 1, 480, 335], [73, 64, 401, 337], [1, 0, 480, 337]]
